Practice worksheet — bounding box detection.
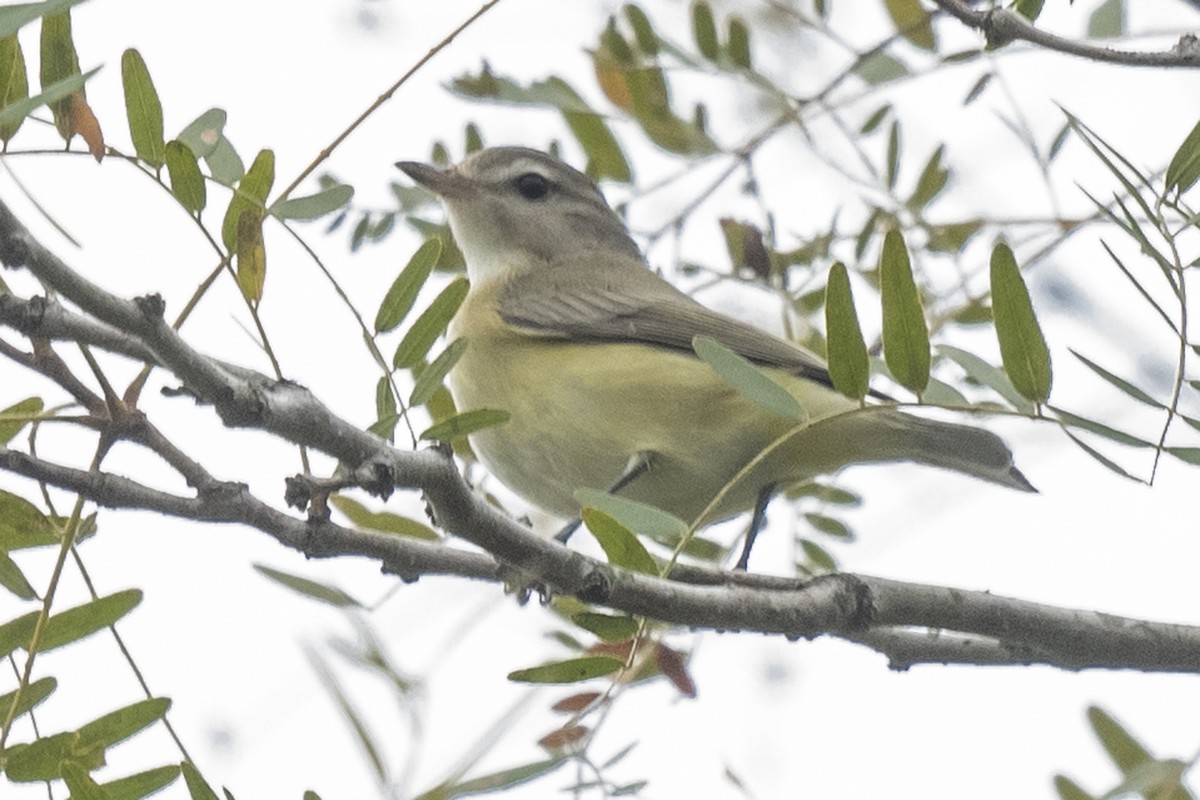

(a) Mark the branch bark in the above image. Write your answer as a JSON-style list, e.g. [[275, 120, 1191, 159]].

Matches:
[[933, 1, 1200, 69], [2, 197, 1199, 673]]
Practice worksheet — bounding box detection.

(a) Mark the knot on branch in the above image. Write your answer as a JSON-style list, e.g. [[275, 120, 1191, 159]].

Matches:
[[0, 293, 44, 333], [576, 567, 612, 605], [133, 293, 166, 319], [354, 458, 395, 501], [0, 231, 30, 269], [826, 573, 875, 632]]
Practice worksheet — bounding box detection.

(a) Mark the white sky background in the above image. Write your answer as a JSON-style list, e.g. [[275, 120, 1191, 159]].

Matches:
[[3, 1, 1200, 799]]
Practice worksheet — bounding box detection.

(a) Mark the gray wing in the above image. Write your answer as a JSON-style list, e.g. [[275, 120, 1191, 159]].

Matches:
[[496, 255, 836, 388]]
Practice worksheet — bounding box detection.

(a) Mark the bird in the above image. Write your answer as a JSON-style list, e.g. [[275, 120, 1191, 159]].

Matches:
[[396, 147, 1033, 569]]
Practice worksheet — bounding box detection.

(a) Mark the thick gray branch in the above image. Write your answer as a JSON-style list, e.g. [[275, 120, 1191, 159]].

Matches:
[[933, 1, 1200, 68], [2, 197, 1199, 672]]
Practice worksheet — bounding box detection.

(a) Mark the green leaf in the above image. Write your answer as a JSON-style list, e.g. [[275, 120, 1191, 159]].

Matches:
[[120, 49, 164, 168], [0, 490, 59, 551], [798, 538, 837, 572], [1052, 774, 1095, 800], [254, 564, 362, 607], [0, 34, 29, 142], [0, 676, 55, 723], [39, 9, 81, 141], [824, 262, 870, 401], [623, 64, 716, 155], [581, 507, 658, 575], [879, 229, 930, 395], [39, 589, 142, 651], [1049, 407, 1151, 448], [328, 495, 440, 541], [691, 0, 719, 60], [727, 17, 751, 68], [0, 396, 42, 445], [181, 761, 220, 800], [78, 697, 171, 752], [885, 0, 935, 50], [692, 335, 805, 420], [1164, 117, 1200, 196], [1070, 349, 1163, 408], [175, 107, 225, 158], [1087, 0, 1123, 39], [409, 337, 467, 407], [62, 761, 108, 800], [853, 51, 908, 85], [1062, 429, 1140, 482], [624, 4, 658, 54], [990, 242, 1051, 404], [1166, 447, 1200, 465], [416, 758, 567, 800], [0, 0, 87, 39], [220, 148, 275, 251], [164, 140, 205, 213], [938, 344, 1035, 413], [270, 183, 354, 221], [0, 549, 35, 598], [1087, 706, 1151, 773], [508, 655, 624, 684], [375, 238, 442, 333], [805, 512, 854, 541], [94, 765, 181, 800], [420, 407, 510, 442], [574, 488, 687, 541], [394, 276, 469, 369], [1014, 0, 1044, 22], [860, 104, 890, 134], [234, 208, 266, 303], [573, 611, 640, 642], [0, 67, 95, 135], [885, 120, 900, 189], [906, 144, 948, 212]]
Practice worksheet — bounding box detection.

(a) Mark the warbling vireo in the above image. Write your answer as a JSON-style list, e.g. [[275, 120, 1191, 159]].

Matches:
[[397, 147, 1033, 568]]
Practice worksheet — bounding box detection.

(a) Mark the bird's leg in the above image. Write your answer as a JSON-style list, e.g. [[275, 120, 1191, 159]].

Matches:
[[554, 452, 655, 544], [734, 483, 776, 571]]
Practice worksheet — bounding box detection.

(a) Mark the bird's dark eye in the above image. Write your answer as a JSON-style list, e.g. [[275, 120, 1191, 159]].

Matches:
[[514, 172, 550, 201]]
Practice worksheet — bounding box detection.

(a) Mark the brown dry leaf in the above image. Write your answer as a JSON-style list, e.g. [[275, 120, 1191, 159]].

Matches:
[[550, 692, 603, 714], [537, 724, 589, 752], [654, 642, 697, 698], [70, 91, 104, 162]]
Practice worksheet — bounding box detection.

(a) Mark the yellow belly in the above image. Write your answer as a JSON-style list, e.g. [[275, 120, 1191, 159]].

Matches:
[[446, 284, 856, 525]]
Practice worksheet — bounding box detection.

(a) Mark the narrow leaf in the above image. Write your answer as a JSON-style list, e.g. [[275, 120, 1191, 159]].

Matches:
[[270, 183, 354, 220], [0, 396, 42, 445], [220, 148, 275, 251], [77, 697, 171, 751], [393, 276, 469, 369], [1063, 430, 1140, 481], [990, 242, 1051, 403], [693, 335, 805, 420], [573, 612, 640, 642], [38, 589, 142, 651], [1164, 116, 1200, 196], [328, 495, 440, 541], [906, 144, 948, 212], [0, 676, 55, 723], [234, 209, 265, 303], [181, 761, 220, 800], [409, 337, 467, 407], [727, 17, 751, 68], [0, 549, 36, 598], [885, 0, 935, 50], [691, 0, 719, 60], [1087, 0, 1123, 39], [0, 0, 88, 40], [573, 489, 690, 543], [419, 407, 509, 442], [0, 66, 94, 134], [1070, 349, 1163, 408], [121, 49, 164, 168], [39, 10, 80, 141], [508, 655, 624, 684], [0, 34, 29, 142], [417, 758, 566, 799], [374, 238, 442, 333], [824, 261, 869, 401], [885, 120, 900, 189], [1087, 706, 1151, 773], [1052, 775, 1095, 800], [61, 762, 107, 800], [164, 140, 205, 213], [254, 564, 362, 607], [581, 507, 658, 575], [880, 229, 930, 395], [96, 765, 181, 800]]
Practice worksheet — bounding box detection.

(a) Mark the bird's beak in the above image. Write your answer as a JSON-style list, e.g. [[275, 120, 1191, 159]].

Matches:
[[395, 160, 476, 199]]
